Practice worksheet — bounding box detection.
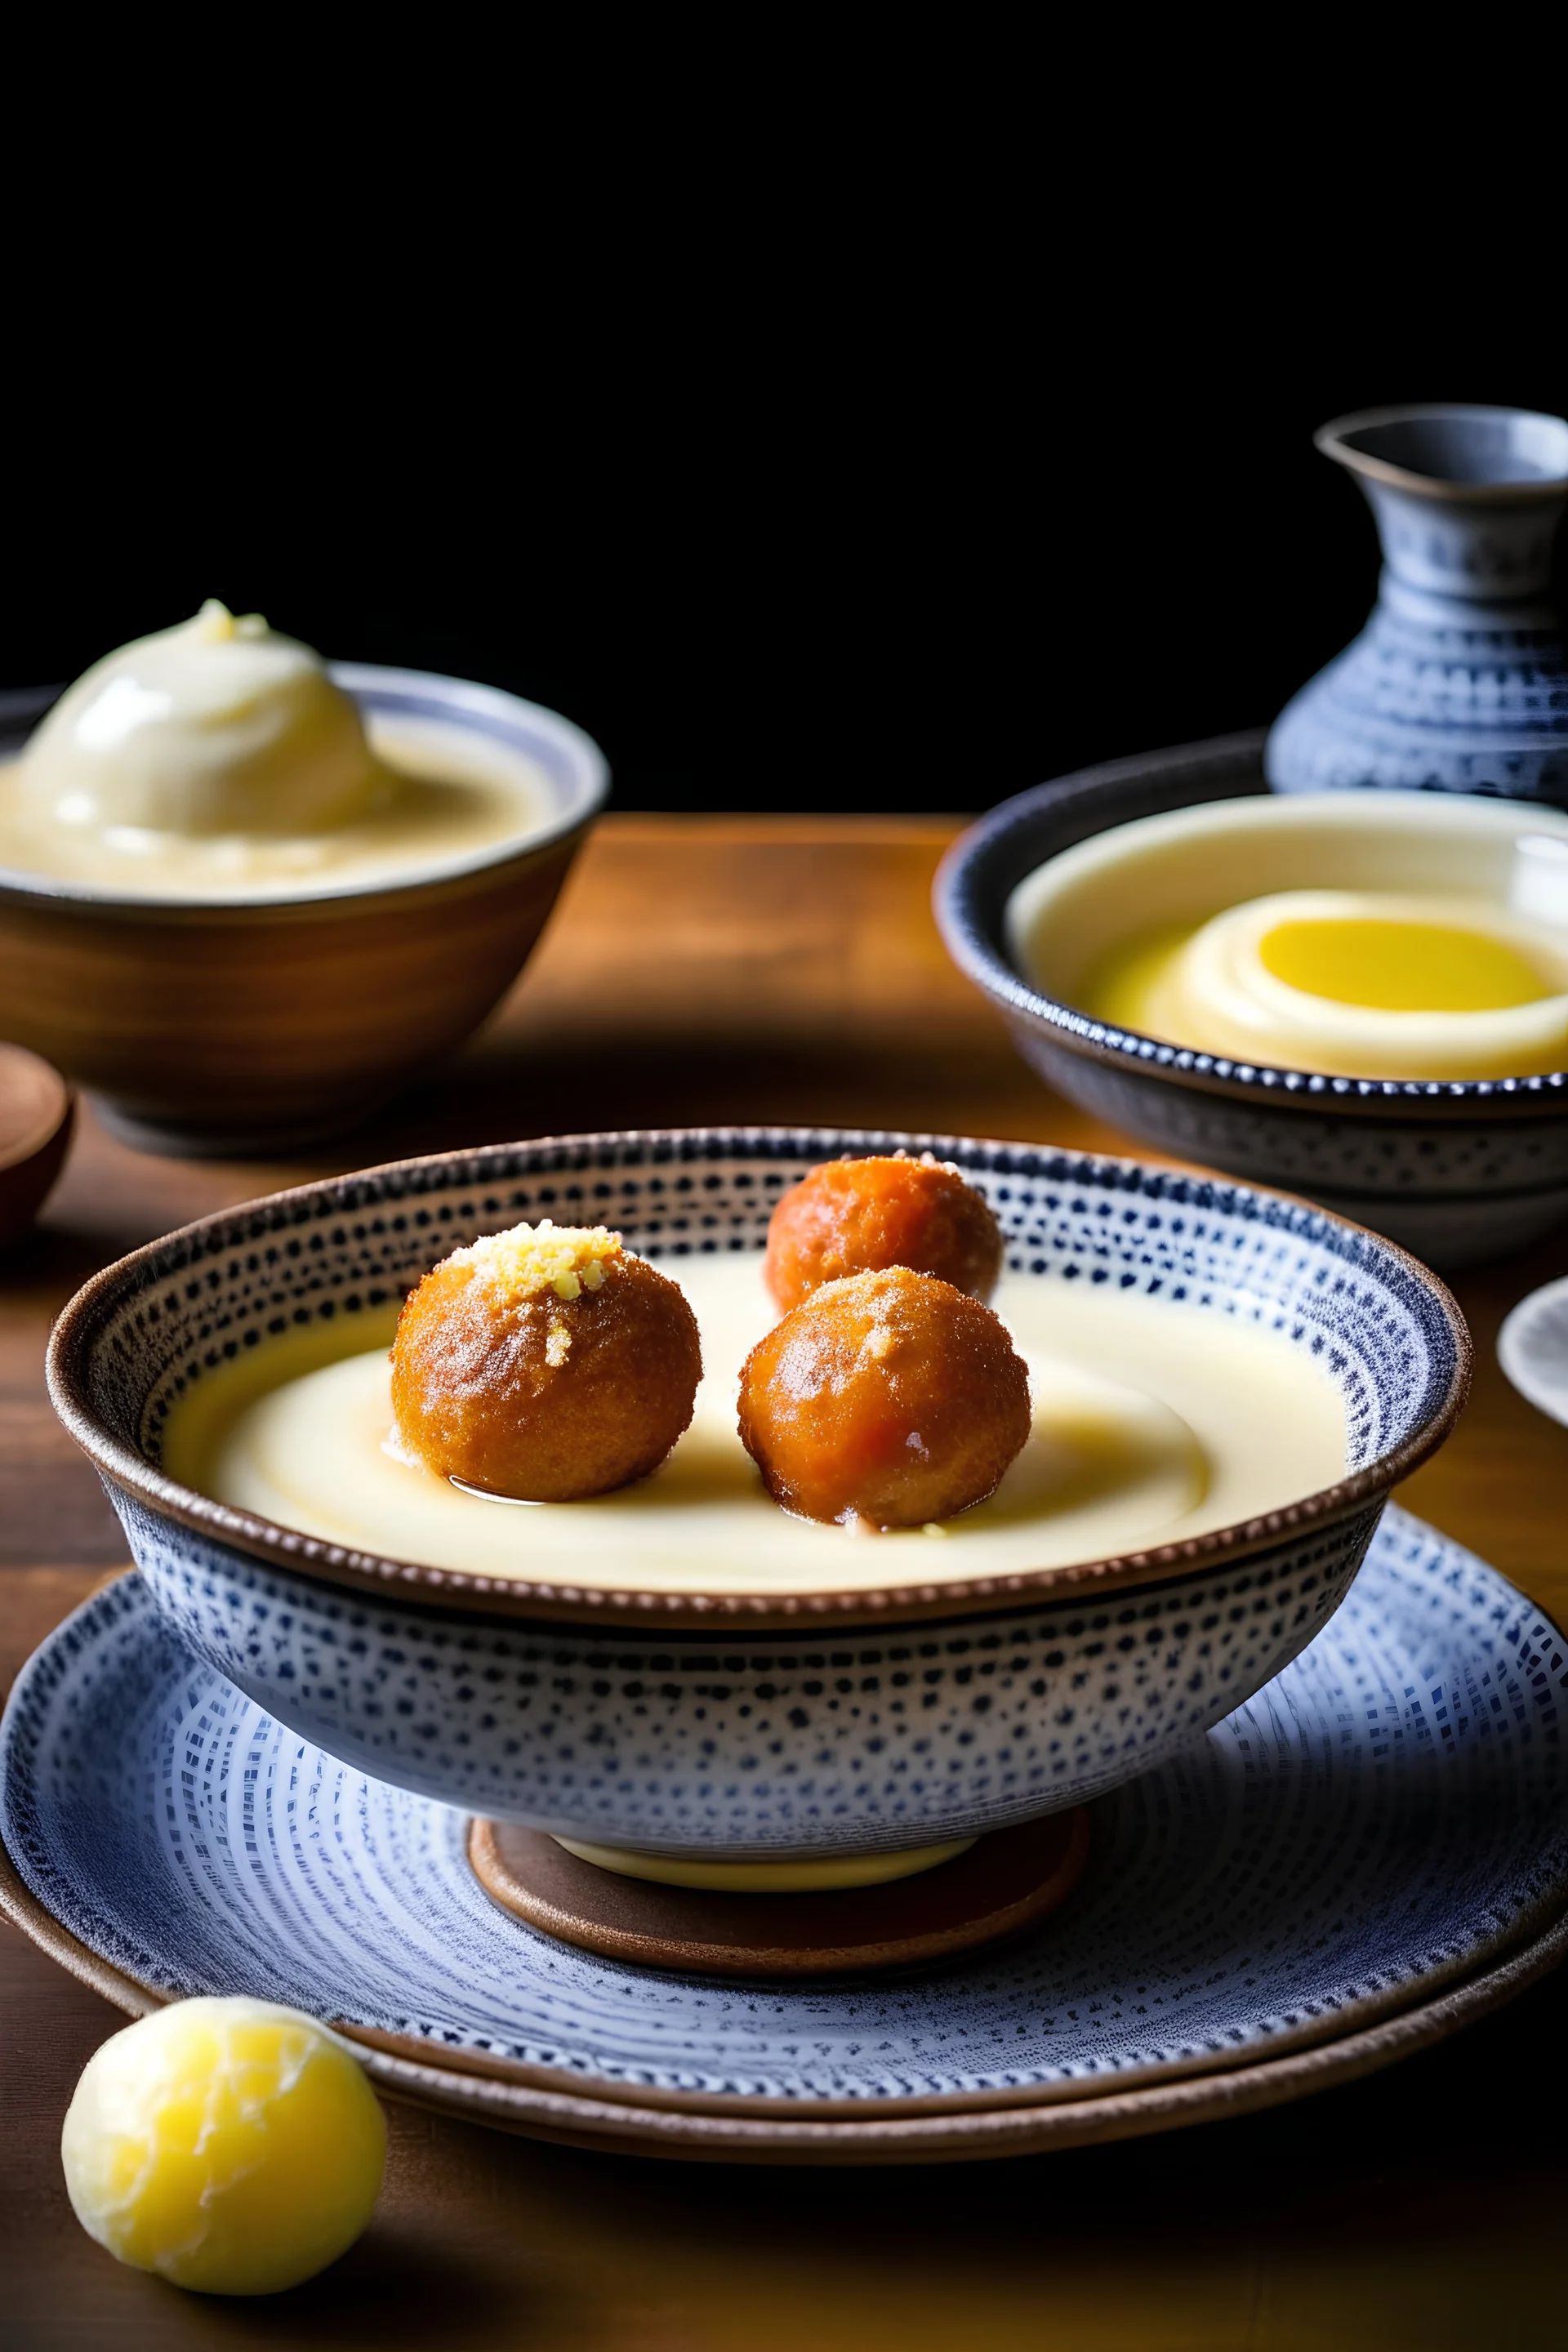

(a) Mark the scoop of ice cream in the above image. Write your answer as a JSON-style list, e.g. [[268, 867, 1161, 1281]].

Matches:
[[21, 600, 386, 835], [60, 1996, 386, 2296]]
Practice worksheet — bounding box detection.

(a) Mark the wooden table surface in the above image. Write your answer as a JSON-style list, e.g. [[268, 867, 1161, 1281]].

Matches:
[[4, 816, 1567, 2352]]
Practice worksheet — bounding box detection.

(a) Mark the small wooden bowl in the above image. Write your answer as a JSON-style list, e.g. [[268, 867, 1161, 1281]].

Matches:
[[0, 1043, 71, 1242]]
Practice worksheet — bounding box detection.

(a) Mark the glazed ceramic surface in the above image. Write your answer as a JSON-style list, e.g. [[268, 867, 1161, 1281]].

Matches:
[[2, 1510, 1562, 2124], [116, 1494, 1382, 1851], [0, 670, 608, 1153], [1497, 1276, 1568, 1428], [1267, 404, 1568, 803], [935, 738, 1568, 1267], [46, 1131, 1466, 1850]]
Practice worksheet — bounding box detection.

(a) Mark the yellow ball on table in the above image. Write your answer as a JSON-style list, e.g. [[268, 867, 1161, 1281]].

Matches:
[[60, 1996, 386, 2296]]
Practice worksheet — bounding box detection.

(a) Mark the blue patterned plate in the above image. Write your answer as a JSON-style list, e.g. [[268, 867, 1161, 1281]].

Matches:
[[3, 1507, 1566, 2163]]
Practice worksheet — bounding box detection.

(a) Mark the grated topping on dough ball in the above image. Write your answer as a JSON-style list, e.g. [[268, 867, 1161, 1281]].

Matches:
[[448, 1218, 621, 1303], [390, 1223, 702, 1503]]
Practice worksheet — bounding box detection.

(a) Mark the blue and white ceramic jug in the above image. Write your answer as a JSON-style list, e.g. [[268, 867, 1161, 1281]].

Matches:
[[1267, 403, 1568, 801]]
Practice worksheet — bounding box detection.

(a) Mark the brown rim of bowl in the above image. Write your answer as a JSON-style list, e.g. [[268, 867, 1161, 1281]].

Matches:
[[0, 808, 596, 926], [0, 662, 610, 915], [43, 1129, 1473, 1633]]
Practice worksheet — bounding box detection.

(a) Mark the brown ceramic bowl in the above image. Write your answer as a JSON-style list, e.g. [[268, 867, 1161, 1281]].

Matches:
[[0, 1042, 72, 1240], [0, 667, 608, 1154]]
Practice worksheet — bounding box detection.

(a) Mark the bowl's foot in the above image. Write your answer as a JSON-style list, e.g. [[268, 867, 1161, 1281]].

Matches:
[[466, 1812, 1090, 1978], [90, 1093, 383, 1160]]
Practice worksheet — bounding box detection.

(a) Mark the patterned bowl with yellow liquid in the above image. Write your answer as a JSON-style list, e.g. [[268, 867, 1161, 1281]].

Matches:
[[936, 733, 1568, 1268]]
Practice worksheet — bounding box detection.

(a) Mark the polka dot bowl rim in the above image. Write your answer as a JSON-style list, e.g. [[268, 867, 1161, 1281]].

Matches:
[[43, 1126, 1472, 1631]]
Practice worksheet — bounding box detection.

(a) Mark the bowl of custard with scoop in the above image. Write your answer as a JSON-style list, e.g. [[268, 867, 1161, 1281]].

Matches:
[[0, 603, 608, 1152]]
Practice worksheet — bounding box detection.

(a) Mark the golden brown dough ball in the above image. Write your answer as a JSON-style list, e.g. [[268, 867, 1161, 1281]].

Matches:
[[737, 1265, 1031, 1528], [390, 1223, 702, 1502], [764, 1153, 1004, 1311]]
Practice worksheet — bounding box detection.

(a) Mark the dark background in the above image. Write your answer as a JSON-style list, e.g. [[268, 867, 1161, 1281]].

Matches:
[[7, 197, 1565, 817]]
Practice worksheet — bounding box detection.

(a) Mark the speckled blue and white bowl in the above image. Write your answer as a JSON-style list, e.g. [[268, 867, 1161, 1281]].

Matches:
[[934, 733, 1568, 1270], [45, 1129, 1469, 1860]]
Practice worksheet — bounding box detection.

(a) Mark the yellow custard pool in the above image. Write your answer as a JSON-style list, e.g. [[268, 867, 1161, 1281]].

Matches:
[[1079, 889, 1568, 1079], [163, 1253, 1348, 1600], [1006, 794, 1568, 1082]]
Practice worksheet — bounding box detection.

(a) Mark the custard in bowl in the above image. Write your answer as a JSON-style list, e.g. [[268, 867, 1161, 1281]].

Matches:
[[1013, 795, 1568, 1084], [47, 1129, 1468, 1864], [938, 742, 1568, 1266], [0, 604, 607, 1150]]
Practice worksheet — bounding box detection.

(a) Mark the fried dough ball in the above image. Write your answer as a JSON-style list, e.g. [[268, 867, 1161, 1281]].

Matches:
[[737, 1265, 1031, 1528], [390, 1222, 702, 1502], [764, 1153, 1004, 1310]]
